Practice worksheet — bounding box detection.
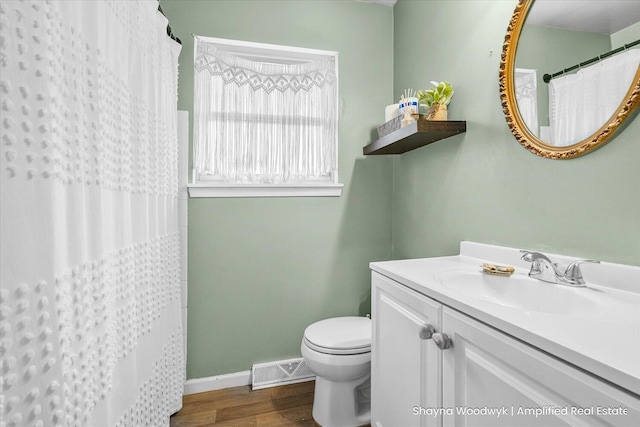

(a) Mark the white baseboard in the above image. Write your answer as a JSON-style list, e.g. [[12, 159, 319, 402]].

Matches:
[[184, 370, 251, 395]]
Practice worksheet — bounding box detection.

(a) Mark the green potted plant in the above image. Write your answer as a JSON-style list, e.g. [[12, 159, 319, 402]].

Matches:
[[417, 81, 454, 120]]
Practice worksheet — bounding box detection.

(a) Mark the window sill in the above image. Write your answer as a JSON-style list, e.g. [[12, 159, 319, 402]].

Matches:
[[187, 183, 344, 198]]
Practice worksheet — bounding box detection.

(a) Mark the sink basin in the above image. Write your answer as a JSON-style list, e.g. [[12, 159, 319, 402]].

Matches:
[[435, 270, 601, 315]]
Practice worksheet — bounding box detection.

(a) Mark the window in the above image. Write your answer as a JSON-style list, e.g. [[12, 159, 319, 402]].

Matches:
[[188, 36, 342, 198]]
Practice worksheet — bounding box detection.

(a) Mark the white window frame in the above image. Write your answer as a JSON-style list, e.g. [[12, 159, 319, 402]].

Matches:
[[187, 36, 343, 198]]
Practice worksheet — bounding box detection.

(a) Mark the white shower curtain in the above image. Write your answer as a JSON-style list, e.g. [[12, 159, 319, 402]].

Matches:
[[0, 1, 184, 426], [549, 48, 640, 146]]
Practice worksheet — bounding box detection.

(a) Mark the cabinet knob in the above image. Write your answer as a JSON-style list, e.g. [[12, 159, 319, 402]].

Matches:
[[432, 332, 452, 350], [419, 324, 436, 340]]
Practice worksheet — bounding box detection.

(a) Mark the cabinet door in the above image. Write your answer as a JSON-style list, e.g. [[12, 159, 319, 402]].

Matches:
[[371, 272, 442, 427], [441, 307, 640, 427]]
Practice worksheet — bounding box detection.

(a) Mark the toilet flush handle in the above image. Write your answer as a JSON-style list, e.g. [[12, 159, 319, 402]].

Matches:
[[419, 324, 436, 340]]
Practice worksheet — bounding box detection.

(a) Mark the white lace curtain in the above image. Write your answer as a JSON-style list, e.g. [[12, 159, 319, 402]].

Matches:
[[0, 1, 184, 426], [193, 38, 338, 184], [549, 48, 640, 146]]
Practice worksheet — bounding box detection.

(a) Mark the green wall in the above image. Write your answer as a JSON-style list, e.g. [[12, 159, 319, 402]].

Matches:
[[392, 0, 640, 265], [161, 1, 394, 379], [612, 21, 640, 48], [163, 0, 640, 381]]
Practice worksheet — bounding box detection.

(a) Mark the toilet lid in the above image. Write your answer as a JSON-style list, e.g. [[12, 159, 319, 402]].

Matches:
[[304, 316, 371, 355]]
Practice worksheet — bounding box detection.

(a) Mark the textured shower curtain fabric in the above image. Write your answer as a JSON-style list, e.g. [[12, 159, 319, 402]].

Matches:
[[549, 48, 640, 146], [0, 1, 184, 426]]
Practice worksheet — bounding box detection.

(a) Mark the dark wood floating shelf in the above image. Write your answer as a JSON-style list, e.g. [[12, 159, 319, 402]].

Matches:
[[363, 120, 467, 155]]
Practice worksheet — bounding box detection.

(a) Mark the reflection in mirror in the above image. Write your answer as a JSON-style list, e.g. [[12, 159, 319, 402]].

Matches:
[[514, 68, 539, 137], [515, 0, 640, 147]]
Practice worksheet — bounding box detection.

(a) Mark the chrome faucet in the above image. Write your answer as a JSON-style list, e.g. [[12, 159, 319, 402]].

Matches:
[[520, 250, 599, 287]]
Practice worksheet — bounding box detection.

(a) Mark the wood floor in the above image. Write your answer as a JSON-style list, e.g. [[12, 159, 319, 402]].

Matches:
[[170, 381, 321, 426]]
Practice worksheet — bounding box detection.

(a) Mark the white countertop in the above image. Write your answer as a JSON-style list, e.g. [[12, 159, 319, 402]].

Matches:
[[370, 241, 640, 396]]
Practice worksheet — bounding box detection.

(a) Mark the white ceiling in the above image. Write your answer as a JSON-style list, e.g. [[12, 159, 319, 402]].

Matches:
[[358, 0, 639, 35], [526, 0, 640, 35]]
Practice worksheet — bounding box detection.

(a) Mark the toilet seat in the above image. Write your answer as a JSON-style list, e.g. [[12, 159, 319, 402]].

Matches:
[[303, 317, 371, 355]]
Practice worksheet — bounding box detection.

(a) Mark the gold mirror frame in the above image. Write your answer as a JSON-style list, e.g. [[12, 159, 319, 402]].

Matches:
[[499, 0, 640, 159]]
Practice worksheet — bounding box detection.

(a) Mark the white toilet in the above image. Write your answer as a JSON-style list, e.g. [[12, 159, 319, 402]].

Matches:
[[301, 316, 371, 427]]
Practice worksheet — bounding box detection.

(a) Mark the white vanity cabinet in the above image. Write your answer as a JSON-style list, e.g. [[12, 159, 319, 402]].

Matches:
[[371, 272, 442, 427], [371, 271, 640, 427], [441, 306, 640, 426]]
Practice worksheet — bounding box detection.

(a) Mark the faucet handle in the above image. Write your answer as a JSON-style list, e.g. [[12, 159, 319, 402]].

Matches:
[[563, 259, 600, 284], [519, 250, 560, 283], [520, 250, 552, 263]]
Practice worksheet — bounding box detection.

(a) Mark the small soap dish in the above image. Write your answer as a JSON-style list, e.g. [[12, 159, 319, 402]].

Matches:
[[482, 263, 515, 277]]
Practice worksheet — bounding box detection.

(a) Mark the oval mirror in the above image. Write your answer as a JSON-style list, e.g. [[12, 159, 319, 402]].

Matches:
[[500, 0, 640, 159]]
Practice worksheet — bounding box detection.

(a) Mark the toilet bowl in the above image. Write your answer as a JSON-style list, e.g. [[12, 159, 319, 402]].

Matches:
[[301, 316, 371, 427]]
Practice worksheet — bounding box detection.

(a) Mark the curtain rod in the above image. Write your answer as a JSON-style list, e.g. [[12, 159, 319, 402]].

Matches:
[[543, 38, 639, 83]]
